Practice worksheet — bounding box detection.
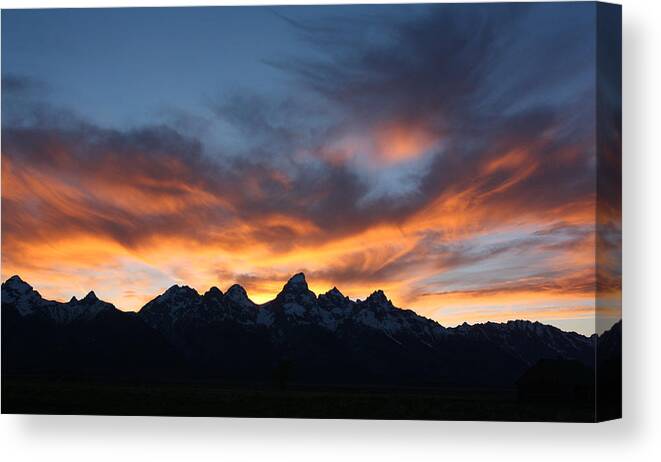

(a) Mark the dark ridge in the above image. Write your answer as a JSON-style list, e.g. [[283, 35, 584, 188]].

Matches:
[[81, 291, 98, 304]]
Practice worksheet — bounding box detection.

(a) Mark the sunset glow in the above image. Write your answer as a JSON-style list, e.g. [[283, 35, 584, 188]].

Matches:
[[1, 4, 621, 335]]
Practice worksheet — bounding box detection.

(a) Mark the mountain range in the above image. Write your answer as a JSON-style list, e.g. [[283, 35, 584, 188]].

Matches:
[[1, 273, 620, 389]]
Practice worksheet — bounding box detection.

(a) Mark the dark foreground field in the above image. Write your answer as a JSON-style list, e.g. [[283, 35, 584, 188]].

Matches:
[[2, 377, 598, 422]]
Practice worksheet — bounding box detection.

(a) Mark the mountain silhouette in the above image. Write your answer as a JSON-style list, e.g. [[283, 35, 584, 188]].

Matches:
[[1, 275, 184, 378], [1, 273, 620, 391]]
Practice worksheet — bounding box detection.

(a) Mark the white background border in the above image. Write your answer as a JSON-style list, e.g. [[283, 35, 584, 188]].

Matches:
[[1, 0, 659, 460]]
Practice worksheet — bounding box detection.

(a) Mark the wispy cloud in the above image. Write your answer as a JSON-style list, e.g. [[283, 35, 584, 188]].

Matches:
[[1, 4, 618, 335]]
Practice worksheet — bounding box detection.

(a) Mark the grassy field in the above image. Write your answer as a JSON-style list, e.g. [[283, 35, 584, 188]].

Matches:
[[1, 377, 596, 421]]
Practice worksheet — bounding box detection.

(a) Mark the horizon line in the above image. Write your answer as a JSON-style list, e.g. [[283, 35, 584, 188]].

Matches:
[[2, 273, 621, 338]]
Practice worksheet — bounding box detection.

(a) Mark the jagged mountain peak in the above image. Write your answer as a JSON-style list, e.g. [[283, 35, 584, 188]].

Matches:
[[501, 319, 566, 335], [225, 284, 255, 307], [507, 319, 540, 326], [163, 284, 199, 298], [4, 274, 622, 402], [204, 286, 223, 298], [3, 274, 34, 293], [2, 276, 115, 323], [289, 272, 306, 283], [226, 284, 248, 298], [140, 284, 202, 317], [226, 283, 246, 295], [364, 289, 391, 306], [276, 272, 317, 307], [282, 272, 308, 291], [81, 291, 99, 304], [325, 286, 345, 299], [1, 275, 612, 357], [2, 275, 42, 315]]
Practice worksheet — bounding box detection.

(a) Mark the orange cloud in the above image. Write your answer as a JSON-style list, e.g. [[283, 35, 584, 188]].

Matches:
[[1, 121, 614, 336], [374, 121, 439, 163]]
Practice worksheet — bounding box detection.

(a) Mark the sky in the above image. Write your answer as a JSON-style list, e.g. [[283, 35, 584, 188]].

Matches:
[[1, 3, 621, 335]]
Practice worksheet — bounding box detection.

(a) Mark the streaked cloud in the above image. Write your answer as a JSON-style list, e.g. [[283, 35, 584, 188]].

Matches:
[[1, 3, 619, 335]]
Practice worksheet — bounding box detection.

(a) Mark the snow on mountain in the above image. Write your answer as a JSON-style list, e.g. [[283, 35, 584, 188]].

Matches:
[[41, 294, 115, 325], [2, 273, 589, 359], [2, 273, 618, 389], [135, 272, 450, 347], [449, 319, 595, 367], [1, 275, 114, 324], [139, 281, 259, 335], [261, 273, 338, 330], [224, 284, 257, 311], [1, 275, 44, 316], [3, 273, 602, 372]]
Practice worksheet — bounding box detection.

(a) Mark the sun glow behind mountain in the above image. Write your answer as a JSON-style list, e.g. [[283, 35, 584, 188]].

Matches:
[[0, 4, 621, 335]]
